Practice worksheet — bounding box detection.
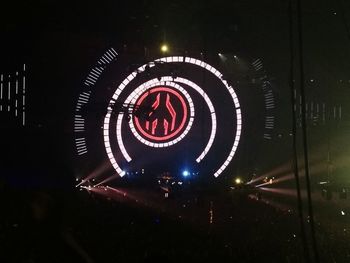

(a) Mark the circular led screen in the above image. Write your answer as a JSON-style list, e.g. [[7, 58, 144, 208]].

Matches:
[[73, 48, 279, 185], [133, 86, 190, 142], [101, 56, 242, 178]]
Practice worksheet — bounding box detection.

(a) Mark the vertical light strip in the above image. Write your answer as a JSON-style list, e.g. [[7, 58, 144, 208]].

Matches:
[[15, 72, 18, 117], [116, 113, 132, 162], [22, 64, 26, 126], [7, 75, 10, 111], [15, 72, 18, 95], [103, 112, 125, 177], [0, 74, 3, 111]]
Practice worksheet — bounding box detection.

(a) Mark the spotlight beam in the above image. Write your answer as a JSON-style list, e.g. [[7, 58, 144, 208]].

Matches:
[[76, 160, 112, 187], [94, 174, 120, 187]]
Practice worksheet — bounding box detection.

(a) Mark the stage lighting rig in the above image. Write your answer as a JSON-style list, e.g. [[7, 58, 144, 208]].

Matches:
[[80, 100, 154, 122], [136, 61, 180, 81]]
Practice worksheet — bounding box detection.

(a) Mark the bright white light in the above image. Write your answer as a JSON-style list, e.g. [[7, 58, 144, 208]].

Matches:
[[116, 114, 132, 162], [103, 112, 125, 177], [182, 170, 190, 177], [0, 74, 3, 100], [319, 181, 329, 185], [161, 44, 169, 53]]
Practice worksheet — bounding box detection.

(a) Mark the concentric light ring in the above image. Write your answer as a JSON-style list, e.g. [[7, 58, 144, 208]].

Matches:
[[103, 56, 242, 178]]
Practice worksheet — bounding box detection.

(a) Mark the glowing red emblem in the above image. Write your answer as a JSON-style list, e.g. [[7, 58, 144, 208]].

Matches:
[[133, 87, 188, 141]]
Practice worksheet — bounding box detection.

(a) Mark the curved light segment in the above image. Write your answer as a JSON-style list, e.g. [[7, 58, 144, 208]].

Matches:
[[103, 111, 126, 177], [116, 113, 132, 162]]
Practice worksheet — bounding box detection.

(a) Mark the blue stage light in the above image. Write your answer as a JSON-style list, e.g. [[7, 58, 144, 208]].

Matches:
[[182, 170, 190, 177]]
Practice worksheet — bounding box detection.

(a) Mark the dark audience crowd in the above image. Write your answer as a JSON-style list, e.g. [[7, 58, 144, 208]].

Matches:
[[1, 180, 349, 263]]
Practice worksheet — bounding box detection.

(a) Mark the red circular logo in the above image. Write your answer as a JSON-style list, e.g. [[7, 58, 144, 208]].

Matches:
[[133, 86, 188, 142]]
